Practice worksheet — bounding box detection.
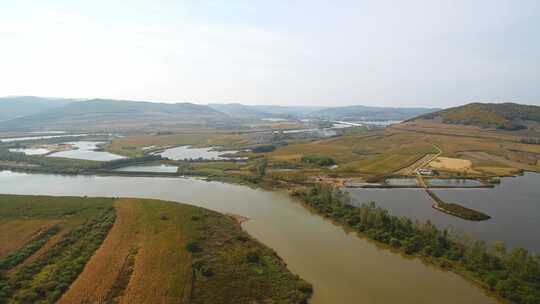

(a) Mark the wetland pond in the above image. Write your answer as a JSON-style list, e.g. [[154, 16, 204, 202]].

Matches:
[[348, 173, 540, 252], [47, 141, 125, 161], [427, 178, 484, 187], [156, 145, 243, 161], [0, 170, 497, 304]]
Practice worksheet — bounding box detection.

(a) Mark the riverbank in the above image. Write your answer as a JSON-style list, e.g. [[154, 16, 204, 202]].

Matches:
[[292, 184, 539, 304]]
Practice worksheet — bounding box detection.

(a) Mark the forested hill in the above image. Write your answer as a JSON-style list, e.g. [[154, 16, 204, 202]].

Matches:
[[0, 99, 230, 131], [414, 102, 540, 130]]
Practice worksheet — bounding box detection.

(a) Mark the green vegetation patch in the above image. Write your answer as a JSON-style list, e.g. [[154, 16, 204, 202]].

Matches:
[[0, 195, 114, 220], [186, 206, 312, 304], [425, 190, 490, 221], [436, 202, 491, 221], [251, 144, 277, 153], [301, 154, 336, 167]]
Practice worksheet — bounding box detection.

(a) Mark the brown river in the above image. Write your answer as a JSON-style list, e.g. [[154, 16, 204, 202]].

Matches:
[[0, 171, 498, 304]]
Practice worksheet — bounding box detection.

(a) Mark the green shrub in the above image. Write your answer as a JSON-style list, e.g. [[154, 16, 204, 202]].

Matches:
[[186, 242, 202, 253], [301, 155, 336, 167]]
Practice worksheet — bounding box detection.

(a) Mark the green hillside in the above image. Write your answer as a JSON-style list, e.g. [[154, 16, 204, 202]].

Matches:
[[417, 102, 540, 130]]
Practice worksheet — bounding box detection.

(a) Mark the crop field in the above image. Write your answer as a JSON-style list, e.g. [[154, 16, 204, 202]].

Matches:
[[0, 195, 311, 304], [262, 121, 540, 179], [100, 120, 540, 183], [264, 131, 437, 176], [0, 219, 60, 258], [0, 195, 115, 303]]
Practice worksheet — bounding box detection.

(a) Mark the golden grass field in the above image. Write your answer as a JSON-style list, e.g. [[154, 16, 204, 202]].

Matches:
[[428, 157, 476, 173], [0, 219, 59, 258], [264, 121, 540, 178]]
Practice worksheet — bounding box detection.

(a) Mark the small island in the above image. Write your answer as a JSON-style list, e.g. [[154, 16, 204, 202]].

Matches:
[[426, 190, 491, 221]]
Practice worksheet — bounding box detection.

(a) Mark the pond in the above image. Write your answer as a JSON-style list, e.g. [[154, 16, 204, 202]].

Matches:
[[348, 173, 540, 252], [113, 164, 178, 173], [47, 141, 125, 161], [156, 146, 242, 161], [0, 170, 497, 304], [427, 178, 484, 187], [385, 178, 418, 186]]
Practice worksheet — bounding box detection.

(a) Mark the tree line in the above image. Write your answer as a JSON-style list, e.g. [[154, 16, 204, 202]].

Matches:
[[292, 184, 540, 304]]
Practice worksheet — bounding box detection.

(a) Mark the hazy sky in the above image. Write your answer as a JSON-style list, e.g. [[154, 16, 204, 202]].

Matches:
[[1, 0, 539, 107]]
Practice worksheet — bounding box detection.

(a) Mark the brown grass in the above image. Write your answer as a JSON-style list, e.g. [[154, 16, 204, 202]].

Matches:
[[120, 199, 193, 304], [0, 219, 58, 258], [59, 199, 139, 304], [60, 198, 194, 304], [428, 157, 477, 173]]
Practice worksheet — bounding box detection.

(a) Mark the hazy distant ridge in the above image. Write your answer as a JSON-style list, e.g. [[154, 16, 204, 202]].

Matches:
[[0, 96, 438, 131], [0, 98, 228, 131], [0, 96, 75, 121]]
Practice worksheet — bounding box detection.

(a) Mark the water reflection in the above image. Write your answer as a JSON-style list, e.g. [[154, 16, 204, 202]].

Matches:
[[348, 173, 540, 252], [48, 141, 124, 161]]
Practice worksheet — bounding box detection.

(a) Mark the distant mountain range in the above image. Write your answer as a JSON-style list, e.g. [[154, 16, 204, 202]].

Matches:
[[208, 103, 438, 121], [413, 102, 540, 130], [0, 96, 438, 131], [0, 97, 228, 131], [0, 96, 74, 121]]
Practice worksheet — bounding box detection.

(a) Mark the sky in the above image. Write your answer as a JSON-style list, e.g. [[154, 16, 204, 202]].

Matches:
[[0, 0, 539, 108]]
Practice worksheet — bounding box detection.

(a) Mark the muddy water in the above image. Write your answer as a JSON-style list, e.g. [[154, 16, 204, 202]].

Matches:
[[0, 171, 497, 304]]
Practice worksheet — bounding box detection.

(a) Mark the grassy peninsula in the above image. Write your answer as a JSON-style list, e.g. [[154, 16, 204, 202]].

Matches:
[[0, 195, 311, 304]]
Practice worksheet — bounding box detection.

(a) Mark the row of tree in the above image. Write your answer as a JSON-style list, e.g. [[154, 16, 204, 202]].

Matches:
[[293, 184, 540, 304]]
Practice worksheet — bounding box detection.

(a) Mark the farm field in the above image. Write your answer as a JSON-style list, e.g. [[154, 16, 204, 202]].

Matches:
[[0, 195, 311, 304], [263, 121, 540, 180], [97, 119, 540, 187]]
